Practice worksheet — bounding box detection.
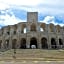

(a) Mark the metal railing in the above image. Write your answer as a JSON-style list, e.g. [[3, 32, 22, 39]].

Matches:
[[51, 45, 64, 49]]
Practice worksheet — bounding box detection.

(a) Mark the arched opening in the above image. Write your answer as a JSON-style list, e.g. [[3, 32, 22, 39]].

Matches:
[[13, 25, 17, 35], [56, 25, 60, 32], [0, 40, 2, 49], [30, 37, 37, 48], [20, 38, 26, 49], [21, 27, 27, 33], [5, 26, 10, 35], [24, 28, 27, 33], [41, 38, 48, 49], [21, 24, 26, 33], [30, 23, 36, 31], [59, 39, 63, 45], [40, 28, 44, 32], [51, 38, 57, 49], [59, 39, 63, 48], [40, 23, 46, 32], [5, 40, 9, 48], [12, 39, 17, 49], [50, 24, 54, 32]]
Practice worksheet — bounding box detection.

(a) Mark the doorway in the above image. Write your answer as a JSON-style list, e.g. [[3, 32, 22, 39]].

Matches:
[[20, 38, 26, 49], [12, 39, 17, 49], [51, 38, 57, 49], [41, 37, 48, 49], [30, 37, 37, 48]]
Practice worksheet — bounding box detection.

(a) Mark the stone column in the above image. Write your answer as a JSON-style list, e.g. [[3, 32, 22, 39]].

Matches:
[[16, 33, 20, 49], [9, 26, 13, 49], [16, 30, 20, 49], [47, 37, 51, 49], [26, 23, 30, 32], [63, 37, 64, 49], [26, 37, 30, 48], [56, 33, 60, 49], [9, 36, 12, 49], [46, 25, 51, 49], [38, 37, 42, 49], [1, 36, 5, 51], [56, 38, 59, 49], [62, 33, 64, 49], [17, 24, 22, 49]]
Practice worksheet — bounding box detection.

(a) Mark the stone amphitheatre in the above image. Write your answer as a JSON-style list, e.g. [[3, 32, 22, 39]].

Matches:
[[0, 12, 64, 64]]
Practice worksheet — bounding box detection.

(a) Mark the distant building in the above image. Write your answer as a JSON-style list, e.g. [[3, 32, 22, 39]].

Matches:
[[0, 12, 64, 50]]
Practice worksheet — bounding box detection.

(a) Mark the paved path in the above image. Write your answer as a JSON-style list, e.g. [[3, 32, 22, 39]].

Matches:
[[0, 61, 64, 64]]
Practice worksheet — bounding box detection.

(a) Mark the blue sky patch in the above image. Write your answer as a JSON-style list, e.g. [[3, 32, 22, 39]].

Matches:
[[12, 9, 27, 20]]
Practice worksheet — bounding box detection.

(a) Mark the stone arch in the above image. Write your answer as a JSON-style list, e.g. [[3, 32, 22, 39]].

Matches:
[[51, 38, 57, 49], [56, 25, 61, 32], [0, 40, 2, 49], [20, 38, 26, 49], [21, 24, 26, 33], [5, 40, 9, 48], [30, 37, 37, 48], [41, 37, 48, 49], [50, 23, 54, 32], [59, 38, 63, 45], [40, 23, 46, 32], [12, 39, 17, 49], [30, 23, 36, 31], [5, 26, 10, 35]]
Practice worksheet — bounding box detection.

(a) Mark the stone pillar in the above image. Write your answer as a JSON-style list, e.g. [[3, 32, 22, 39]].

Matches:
[[26, 37, 30, 48], [16, 33, 20, 49], [63, 35, 64, 49], [38, 38, 42, 49], [9, 26, 13, 49], [56, 36, 59, 49], [37, 25, 40, 32], [26, 23, 30, 32], [46, 25, 51, 49], [9, 36, 12, 49], [1, 36, 5, 51], [62, 33, 64, 49], [16, 39, 19, 49], [16, 30, 20, 49], [47, 36, 51, 49]]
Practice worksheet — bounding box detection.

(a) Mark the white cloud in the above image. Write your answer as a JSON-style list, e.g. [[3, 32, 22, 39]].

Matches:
[[0, 2, 9, 10], [43, 16, 54, 22], [40, 16, 64, 26], [0, 0, 64, 27], [0, 12, 26, 26], [1, 0, 64, 7], [0, 0, 42, 6], [0, 0, 64, 15], [40, 16, 55, 24]]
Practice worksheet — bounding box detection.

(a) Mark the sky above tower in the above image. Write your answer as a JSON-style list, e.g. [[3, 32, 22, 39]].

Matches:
[[0, 0, 64, 28]]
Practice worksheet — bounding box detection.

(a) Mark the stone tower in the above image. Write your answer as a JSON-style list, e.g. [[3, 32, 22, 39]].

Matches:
[[27, 12, 38, 23]]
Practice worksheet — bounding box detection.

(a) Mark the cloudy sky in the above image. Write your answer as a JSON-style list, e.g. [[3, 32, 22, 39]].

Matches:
[[0, 0, 64, 28]]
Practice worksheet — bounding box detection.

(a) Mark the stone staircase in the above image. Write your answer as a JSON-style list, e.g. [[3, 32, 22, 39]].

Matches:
[[0, 49, 64, 61]]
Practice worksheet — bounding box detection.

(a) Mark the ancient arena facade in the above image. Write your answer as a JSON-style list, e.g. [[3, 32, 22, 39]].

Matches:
[[0, 12, 64, 50]]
